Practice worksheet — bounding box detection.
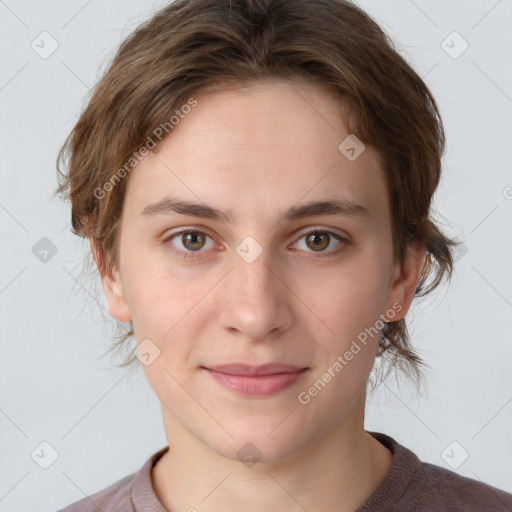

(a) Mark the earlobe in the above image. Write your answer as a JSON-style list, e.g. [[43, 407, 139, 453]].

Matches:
[[100, 269, 133, 324], [384, 242, 427, 322], [90, 239, 132, 323]]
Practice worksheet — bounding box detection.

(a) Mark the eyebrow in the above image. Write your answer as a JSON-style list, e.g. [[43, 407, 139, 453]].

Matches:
[[140, 196, 370, 223]]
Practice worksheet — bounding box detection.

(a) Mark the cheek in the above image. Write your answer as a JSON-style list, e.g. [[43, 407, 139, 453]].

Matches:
[[127, 270, 215, 387], [124, 260, 207, 337], [302, 264, 388, 340]]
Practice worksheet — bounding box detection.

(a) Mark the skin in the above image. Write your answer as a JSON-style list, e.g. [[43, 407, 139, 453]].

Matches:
[[94, 79, 426, 512]]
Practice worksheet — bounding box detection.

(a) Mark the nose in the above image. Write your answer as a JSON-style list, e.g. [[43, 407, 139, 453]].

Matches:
[[218, 244, 293, 342]]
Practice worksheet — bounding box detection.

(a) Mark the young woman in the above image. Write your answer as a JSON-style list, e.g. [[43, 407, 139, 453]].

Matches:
[[55, 0, 512, 510]]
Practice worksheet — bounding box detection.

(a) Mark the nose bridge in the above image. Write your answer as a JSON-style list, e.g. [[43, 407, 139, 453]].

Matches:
[[220, 238, 291, 339], [233, 240, 276, 299]]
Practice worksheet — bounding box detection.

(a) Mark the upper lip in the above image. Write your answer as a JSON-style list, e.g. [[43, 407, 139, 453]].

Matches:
[[203, 363, 308, 376]]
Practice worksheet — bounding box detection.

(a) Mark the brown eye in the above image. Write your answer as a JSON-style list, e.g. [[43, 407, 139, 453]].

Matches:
[[292, 229, 347, 256], [165, 229, 216, 259], [305, 231, 330, 252], [181, 231, 207, 251]]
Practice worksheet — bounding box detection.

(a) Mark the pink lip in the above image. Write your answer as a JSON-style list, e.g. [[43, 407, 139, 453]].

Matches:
[[202, 364, 309, 396]]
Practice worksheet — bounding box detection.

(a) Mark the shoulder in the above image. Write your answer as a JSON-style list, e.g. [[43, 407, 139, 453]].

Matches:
[[58, 473, 137, 512], [412, 462, 512, 512], [57, 446, 169, 512], [363, 431, 512, 512], [57, 472, 135, 512]]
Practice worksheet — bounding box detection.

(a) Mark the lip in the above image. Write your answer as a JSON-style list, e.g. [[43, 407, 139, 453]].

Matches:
[[205, 363, 307, 376], [202, 363, 309, 396]]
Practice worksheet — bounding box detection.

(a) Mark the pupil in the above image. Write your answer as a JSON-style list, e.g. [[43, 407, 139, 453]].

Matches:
[[308, 232, 328, 250], [185, 232, 203, 250]]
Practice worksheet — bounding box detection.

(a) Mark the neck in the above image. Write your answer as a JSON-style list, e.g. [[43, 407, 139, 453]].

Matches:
[[152, 400, 392, 512]]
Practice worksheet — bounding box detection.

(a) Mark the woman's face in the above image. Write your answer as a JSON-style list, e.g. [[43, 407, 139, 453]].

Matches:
[[99, 79, 423, 463]]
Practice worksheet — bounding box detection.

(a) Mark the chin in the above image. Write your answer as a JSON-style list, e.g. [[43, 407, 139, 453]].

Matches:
[[204, 419, 309, 466]]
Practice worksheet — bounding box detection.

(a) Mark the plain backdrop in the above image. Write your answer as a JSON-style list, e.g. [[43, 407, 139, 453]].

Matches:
[[0, 1, 511, 510]]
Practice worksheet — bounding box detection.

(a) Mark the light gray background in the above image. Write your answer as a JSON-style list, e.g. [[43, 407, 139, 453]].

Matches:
[[1, 1, 511, 510]]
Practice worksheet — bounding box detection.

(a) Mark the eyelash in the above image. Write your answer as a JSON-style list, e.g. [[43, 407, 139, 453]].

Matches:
[[163, 228, 348, 260]]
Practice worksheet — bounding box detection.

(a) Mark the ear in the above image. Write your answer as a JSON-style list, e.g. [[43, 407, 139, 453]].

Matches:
[[383, 241, 427, 322], [90, 239, 132, 323]]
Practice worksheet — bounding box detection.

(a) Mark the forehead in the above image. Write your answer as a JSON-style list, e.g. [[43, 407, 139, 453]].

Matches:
[[123, 80, 389, 227]]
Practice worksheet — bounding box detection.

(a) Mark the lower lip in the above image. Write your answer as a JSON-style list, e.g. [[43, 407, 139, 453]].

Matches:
[[204, 368, 309, 396]]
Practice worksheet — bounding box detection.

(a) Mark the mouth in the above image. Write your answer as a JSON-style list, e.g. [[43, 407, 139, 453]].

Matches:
[[201, 363, 310, 396]]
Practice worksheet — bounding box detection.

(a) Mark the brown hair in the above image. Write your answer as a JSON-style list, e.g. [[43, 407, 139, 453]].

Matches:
[[55, 0, 460, 392]]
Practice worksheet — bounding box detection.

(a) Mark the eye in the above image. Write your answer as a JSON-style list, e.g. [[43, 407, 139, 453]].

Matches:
[[164, 229, 216, 259], [163, 228, 348, 260], [291, 229, 347, 256]]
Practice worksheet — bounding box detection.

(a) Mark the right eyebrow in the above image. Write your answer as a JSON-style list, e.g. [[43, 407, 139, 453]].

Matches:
[[140, 196, 235, 223]]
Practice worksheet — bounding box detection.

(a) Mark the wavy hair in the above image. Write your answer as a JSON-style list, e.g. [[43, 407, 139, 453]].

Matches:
[[55, 0, 460, 393]]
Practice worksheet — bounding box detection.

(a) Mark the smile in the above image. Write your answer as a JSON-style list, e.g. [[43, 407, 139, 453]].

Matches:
[[201, 364, 310, 396]]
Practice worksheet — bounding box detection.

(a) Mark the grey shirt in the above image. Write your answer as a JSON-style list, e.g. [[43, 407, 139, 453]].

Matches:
[[57, 431, 512, 511]]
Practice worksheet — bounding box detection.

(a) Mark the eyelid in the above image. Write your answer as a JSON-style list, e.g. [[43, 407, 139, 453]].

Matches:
[[162, 225, 217, 243], [293, 226, 349, 241], [163, 224, 349, 241]]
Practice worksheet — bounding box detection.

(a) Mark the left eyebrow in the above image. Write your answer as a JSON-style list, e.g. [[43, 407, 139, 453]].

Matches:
[[283, 198, 370, 221], [140, 196, 370, 223]]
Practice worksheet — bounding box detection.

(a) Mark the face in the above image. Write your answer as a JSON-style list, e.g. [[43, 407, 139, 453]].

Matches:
[[99, 79, 424, 464]]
